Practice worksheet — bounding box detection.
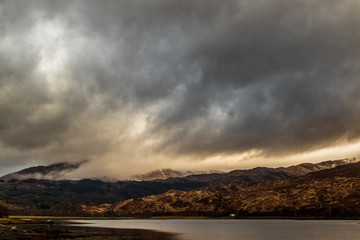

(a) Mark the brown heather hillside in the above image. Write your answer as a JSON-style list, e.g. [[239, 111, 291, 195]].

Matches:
[[111, 162, 360, 217]]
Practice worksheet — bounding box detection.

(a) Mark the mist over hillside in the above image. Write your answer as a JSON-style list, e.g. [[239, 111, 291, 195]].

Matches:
[[0, 161, 87, 181]]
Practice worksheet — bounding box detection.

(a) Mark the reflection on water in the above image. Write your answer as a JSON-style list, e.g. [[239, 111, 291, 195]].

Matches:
[[63, 226, 177, 240], [69, 219, 360, 240]]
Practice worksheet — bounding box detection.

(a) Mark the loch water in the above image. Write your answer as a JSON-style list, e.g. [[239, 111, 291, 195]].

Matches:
[[69, 219, 360, 240]]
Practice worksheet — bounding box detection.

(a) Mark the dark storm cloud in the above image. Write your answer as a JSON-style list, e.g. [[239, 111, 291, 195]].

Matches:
[[144, 0, 360, 156], [0, 0, 360, 173]]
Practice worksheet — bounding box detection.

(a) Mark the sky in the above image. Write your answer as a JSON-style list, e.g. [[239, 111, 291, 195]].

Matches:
[[1, 0, 360, 179]]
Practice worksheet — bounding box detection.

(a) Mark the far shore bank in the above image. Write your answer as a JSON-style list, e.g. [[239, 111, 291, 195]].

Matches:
[[0, 217, 177, 240], [8, 215, 360, 221]]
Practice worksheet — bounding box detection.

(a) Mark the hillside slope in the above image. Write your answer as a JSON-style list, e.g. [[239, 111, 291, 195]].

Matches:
[[112, 162, 360, 217]]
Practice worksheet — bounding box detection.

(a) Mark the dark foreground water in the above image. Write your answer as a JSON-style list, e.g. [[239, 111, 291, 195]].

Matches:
[[69, 219, 360, 240]]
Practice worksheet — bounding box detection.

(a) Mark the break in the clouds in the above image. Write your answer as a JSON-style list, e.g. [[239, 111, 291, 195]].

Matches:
[[1, 0, 360, 178]]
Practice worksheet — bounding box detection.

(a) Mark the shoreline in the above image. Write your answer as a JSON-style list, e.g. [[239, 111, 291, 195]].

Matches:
[[0, 218, 177, 240], [9, 215, 360, 221]]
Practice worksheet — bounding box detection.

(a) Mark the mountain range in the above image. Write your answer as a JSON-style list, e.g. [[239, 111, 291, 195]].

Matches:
[[0, 158, 359, 217], [156, 158, 358, 184]]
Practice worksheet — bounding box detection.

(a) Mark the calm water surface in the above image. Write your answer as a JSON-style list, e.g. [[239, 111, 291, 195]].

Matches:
[[69, 219, 360, 240]]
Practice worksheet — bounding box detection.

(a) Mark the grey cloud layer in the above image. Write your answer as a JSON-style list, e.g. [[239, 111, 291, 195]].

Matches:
[[1, 0, 360, 170]]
